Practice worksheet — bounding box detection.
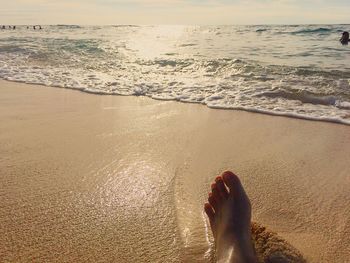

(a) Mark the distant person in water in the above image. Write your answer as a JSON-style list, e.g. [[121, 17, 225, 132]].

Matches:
[[33, 26, 36, 30], [340, 31, 349, 45], [204, 171, 258, 263]]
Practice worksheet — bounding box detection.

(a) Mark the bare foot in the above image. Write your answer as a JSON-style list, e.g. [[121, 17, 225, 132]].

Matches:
[[204, 171, 257, 263]]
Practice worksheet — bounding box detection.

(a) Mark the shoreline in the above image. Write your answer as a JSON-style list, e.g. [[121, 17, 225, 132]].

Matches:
[[2, 78, 350, 126], [1, 80, 350, 262]]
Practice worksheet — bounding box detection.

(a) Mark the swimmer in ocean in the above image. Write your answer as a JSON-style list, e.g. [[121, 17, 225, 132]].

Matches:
[[340, 31, 349, 45]]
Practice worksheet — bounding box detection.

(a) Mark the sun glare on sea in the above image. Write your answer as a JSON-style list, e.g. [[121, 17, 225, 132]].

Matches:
[[127, 25, 187, 59]]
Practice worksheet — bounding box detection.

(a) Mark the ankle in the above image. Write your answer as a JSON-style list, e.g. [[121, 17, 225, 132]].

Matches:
[[234, 234, 257, 263], [216, 233, 257, 263]]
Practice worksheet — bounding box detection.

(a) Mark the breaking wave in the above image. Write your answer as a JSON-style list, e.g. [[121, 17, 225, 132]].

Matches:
[[0, 24, 349, 125]]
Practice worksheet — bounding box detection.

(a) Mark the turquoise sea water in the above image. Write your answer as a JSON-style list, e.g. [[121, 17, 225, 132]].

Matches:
[[0, 24, 350, 124]]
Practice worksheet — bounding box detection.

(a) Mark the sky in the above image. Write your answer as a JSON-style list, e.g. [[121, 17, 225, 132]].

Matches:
[[0, 0, 349, 25]]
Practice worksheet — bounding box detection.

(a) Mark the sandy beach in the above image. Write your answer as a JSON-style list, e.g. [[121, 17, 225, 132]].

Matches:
[[1, 80, 350, 262]]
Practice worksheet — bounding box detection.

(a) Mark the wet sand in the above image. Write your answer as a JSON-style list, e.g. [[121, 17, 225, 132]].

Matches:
[[1, 80, 349, 262]]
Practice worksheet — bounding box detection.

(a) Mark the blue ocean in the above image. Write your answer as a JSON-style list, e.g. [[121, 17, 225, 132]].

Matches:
[[1, 24, 350, 124]]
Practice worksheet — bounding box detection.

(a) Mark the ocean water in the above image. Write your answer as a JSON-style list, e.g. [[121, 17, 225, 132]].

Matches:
[[1, 24, 350, 124]]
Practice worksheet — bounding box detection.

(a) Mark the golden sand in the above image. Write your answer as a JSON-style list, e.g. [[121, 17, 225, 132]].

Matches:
[[1, 80, 349, 262]]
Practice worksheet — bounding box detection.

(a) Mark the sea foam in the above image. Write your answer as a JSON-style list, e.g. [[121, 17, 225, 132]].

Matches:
[[0, 25, 350, 124]]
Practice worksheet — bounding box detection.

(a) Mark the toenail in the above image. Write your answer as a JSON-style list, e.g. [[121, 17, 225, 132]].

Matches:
[[215, 176, 222, 182]]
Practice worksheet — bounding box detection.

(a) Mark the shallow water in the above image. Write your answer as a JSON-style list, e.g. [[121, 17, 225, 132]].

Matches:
[[0, 24, 350, 124], [1, 82, 349, 262]]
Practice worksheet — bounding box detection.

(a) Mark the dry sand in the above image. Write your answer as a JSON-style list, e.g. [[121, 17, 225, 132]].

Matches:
[[0, 80, 349, 262]]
